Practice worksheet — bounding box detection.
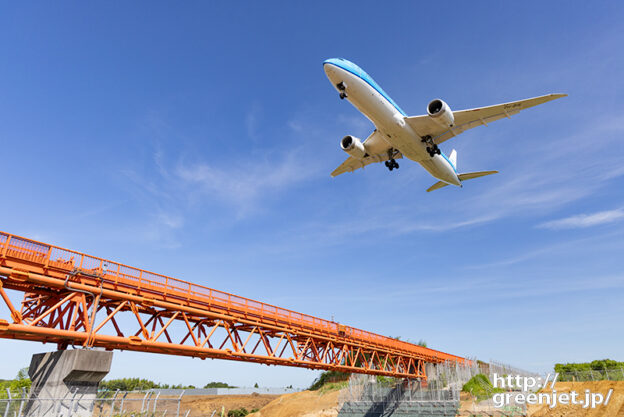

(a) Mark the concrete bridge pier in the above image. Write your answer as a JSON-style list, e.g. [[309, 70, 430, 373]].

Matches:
[[25, 349, 113, 417]]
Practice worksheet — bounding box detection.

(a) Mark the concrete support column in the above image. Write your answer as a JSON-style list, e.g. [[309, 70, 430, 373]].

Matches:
[[25, 349, 113, 417]]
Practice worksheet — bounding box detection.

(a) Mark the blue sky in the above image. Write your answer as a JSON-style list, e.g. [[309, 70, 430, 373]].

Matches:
[[1, 2, 623, 387]]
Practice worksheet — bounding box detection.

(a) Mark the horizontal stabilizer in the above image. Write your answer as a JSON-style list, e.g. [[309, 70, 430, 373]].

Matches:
[[458, 171, 498, 181], [426, 170, 498, 192], [426, 181, 450, 192]]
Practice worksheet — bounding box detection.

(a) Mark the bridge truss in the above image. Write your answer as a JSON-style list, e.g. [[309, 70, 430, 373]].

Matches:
[[0, 232, 468, 379]]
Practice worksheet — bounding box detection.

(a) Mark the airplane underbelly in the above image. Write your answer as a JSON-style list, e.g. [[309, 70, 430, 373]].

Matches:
[[343, 79, 428, 160], [420, 157, 459, 184], [325, 64, 429, 162], [344, 77, 396, 126]]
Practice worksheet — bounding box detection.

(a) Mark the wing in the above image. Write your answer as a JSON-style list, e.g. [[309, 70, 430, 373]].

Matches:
[[331, 150, 402, 177], [331, 130, 400, 177], [404, 94, 567, 145]]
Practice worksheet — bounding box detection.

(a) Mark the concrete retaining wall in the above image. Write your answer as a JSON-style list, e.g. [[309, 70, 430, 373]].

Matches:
[[338, 400, 459, 417]]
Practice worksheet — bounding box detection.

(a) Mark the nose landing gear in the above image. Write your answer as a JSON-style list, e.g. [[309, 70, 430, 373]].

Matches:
[[336, 82, 347, 99]]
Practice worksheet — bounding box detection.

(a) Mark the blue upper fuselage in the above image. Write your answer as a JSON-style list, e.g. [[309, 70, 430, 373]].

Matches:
[[323, 58, 407, 117]]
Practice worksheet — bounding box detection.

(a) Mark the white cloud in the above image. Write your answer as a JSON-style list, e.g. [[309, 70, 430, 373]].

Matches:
[[538, 208, 624, 230], [175, 151, 319, 216], [157, 211, 184, 229]]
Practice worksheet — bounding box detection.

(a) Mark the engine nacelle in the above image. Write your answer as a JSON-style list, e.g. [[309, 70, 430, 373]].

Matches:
[[427, 99, 455, 128], [340, 135, 367, 159]]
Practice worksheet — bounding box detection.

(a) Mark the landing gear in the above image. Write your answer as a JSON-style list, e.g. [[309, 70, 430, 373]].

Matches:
[[385, 149, 399, 171], [336, 82, 347, 99], [421, 135, 441, 157], [426, 146, 441, 157], [385, 159, 399, 171]]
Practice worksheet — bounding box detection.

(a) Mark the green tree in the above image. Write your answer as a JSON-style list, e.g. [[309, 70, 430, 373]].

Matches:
[[0, 367, 31, 399], [99, 377, 196, 392], [10, 368, 31, 392], [204, 382, 236, 388]]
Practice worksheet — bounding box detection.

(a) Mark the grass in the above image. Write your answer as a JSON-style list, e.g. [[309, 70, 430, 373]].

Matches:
[[309, 370, 350, 391], [318, 380, 349, 394]]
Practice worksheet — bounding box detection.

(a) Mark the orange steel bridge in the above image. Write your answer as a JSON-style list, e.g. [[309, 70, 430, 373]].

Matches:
[[0, 231, 468, 379]]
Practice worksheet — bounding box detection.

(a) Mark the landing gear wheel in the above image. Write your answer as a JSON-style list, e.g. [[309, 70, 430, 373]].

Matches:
[[336, 82, 347, 99], [427, 145, 441, 157], [386, 159, 399, 171], [422, 135, 441, 157]]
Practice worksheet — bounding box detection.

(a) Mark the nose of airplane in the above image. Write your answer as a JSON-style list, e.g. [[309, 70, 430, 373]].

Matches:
[[323, 61, 337, 79], [323, 61, 347, 87]]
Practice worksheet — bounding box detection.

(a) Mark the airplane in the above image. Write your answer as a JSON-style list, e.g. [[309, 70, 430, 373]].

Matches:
[[323, 58, 566, 191]]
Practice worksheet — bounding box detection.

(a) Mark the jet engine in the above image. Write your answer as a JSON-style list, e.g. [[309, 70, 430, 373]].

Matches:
[[427, 99, 455, 128], [340, 135, 367, 159]]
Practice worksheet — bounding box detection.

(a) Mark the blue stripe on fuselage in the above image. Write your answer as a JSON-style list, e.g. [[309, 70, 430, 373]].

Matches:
[[323, 58, 407, 117], [440, 152, 457, 173]]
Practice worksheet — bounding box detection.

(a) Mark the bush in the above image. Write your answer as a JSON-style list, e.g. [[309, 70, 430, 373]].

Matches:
[[462, 374, 503, 402], [227, 408, 249, 417]]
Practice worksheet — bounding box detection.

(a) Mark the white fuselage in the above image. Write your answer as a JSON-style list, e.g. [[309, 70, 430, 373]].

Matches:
[[324, 62, 460, 186]]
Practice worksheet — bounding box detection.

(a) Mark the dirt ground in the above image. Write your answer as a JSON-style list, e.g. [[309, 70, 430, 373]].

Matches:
[[248, 389, 341, 417], [94, 393, 280, 417], [94, 381, 624, 416], [181, 394, 280, 416], [527, 381, 624, 417]]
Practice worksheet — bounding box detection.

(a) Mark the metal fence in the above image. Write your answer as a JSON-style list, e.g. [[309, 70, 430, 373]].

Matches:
[[0, 389, 28, 417], [557, 368, 624, 381], [0, 387, 294, 417], [337, 361, 480, 417], [93, 391, 190, 417], [0, 390, 192, 417]]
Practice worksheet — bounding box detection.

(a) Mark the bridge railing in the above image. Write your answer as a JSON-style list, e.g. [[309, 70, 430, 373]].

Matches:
[[0, 231, 465, 363]]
